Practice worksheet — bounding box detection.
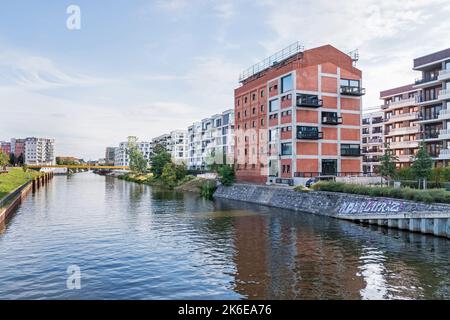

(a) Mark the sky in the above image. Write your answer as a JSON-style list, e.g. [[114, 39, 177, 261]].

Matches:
[[0, 0, 450, 160]]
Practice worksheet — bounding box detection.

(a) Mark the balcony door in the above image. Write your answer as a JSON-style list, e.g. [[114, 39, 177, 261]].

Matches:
[[322, 159, 337, 176]]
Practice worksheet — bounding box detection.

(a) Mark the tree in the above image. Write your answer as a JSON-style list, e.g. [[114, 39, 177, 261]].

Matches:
[[0, 151, 9, 170], [150, 144, 171, 177], [379, 143, 398, 185], [411, 142, 433, 189], [217, 165, 235, 186], [161, 163, 178, 189], [127, 136, 147, 174]]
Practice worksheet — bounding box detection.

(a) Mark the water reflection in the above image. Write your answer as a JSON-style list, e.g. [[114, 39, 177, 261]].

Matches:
[[0, 173, 448, 299]]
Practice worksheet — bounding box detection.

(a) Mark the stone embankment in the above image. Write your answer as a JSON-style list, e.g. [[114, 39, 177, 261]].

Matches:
[[214, 183, 450, 238]]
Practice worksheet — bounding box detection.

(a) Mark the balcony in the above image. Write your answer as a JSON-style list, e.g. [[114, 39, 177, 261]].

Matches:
[[438, 69, 450, 81], [421, 131, 440, 140], [363, 156, 380, 163], [366, 138, 383, 144], [414, 75, 439, 86], [438, 148, 450, 160], [296, 94, 323, 108], [438, 109, 450, 120], [438, 129, 450, 140], [389, 140, 419, 149], [438, 89, 450, 101], [341, 147, 361, 157], [322, 116, 342, 125], [340, 86, 366, 96], [297, 131, 323, 140], [384, 97, 418, 110], [386, 126, 420, 136], [397, 155, 413, 162], [385, 112, 420, 123]]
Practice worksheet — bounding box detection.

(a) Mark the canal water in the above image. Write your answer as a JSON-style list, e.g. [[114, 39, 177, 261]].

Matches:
[[0, 172, 448, 300]]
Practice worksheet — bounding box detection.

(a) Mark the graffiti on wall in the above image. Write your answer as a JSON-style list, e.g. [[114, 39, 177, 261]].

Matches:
[[338, 200, 405, 215]]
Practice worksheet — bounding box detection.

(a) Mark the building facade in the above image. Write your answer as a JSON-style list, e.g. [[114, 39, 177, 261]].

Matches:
[[0, 141, 11, 155], [114, 140, 152, 167], [362, 110, 384, 174], [24, 137, 55, 165], [380, 48, 450, 167], [167, 130, 188, 165], [11, 138, 25, 159], [380, 84, 420, 167], [234, 43, 364, 185], [105, 147, 116, 166]]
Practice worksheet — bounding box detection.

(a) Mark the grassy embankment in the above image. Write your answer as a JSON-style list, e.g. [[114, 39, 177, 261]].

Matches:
[[299, 181, 450, 204], [0, 168, 42, 200]]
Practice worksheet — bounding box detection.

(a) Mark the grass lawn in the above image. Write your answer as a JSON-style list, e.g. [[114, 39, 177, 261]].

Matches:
[[0, 168, 41, 200]]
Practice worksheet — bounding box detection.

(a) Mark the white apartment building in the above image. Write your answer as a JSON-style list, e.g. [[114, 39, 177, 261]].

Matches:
[[187, 109, 235, 170], [168, 130, 188, 165], [114, 140, 152, 167], [362, 110, 384, 174], [24, 137, 55, 165]]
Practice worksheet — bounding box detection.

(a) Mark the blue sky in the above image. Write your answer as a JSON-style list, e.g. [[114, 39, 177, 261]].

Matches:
[[1, 0, 450, 159]]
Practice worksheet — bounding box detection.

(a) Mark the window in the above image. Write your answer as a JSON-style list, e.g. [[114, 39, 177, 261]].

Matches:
[[252, 93, 256, 101], [281, 143, 292, 155], [252, 107, 256, 115], [261, 90, 265, 97], [340, 79, 360, 88], [261, 118, 265, 126], [281, 74, 293, 93], [261, 105, 264, 112], [269, 99, 279, 112]]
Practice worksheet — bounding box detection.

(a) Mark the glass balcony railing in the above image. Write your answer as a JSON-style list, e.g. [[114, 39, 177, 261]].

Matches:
[[296, 94, 323, 108], [415, 75, 439, 85], [322, 116, 342, 125], [341, 148, 361, 157], [297, 131, 323, 140], [340, 86, 366, 96]]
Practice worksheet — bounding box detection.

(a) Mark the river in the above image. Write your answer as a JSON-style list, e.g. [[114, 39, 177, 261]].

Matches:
[[0, 172, 448, 299]]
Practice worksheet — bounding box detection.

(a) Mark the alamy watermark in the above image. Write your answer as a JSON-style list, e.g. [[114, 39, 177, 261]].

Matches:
[[66, 265, 81, 290], [66, 5, 81, 30]]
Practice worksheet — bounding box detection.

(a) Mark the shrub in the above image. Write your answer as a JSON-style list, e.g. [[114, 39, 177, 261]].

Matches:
[[199, 180, 217, 200], [308, 181, 450, 204], [161, 163, 178, 189], [217, 165, 235, 186]]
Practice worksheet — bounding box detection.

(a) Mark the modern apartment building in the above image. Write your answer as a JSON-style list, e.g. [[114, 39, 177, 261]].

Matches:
[[209, 110, 235, 166], [362, 109, 384, 174], [380, 48, 450, 166], [24, 137, 55, 165], [114, 139, 152, 167], [234, 43, 364, 185], [105, 147, 116, 166], [167, 130, 188, 165], [187, 110, 234, 170], [380, 84, 420, 167], [0, 141, 11, 155], [11, 138, 25, 158]]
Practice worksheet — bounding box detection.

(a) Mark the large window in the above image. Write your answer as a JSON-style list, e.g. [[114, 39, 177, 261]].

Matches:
[[281, 143, 292, 156], [281, 74, 293, 93], [340, 79, 360, 88], [269, 99, 279, 112]]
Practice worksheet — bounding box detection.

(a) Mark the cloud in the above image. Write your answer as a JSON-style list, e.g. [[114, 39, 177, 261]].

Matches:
[[257, 0, 450, 107]]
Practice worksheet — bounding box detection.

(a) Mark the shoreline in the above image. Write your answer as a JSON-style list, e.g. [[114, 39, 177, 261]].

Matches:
[[214, 183, 450, 239]]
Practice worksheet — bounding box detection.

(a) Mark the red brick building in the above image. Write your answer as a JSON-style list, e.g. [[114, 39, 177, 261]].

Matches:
[[234, 43, 364, 185]]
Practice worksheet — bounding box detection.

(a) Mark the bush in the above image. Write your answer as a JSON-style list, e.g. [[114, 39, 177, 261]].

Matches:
[[309, 181, 450, 204], [217, 165, 235, 186], [199, 180, 217, 200]]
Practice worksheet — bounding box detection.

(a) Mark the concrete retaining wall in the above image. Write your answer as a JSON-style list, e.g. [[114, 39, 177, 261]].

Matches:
[[0, 172, 54, 224], [214, 184, 450, 238]]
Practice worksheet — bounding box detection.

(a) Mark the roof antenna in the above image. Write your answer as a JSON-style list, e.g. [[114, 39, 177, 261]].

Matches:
[[348, 49, 359, 66]]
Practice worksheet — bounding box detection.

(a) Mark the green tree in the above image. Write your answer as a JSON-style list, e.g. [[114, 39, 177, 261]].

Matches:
[[379, 143, 398, 185], [161, 163, 178, 189], [150, 144, 171, 177], [127, 136, 148, 174], [0, 151, 9, 170], [411, 142, 433, 189], [217, 165, 235, 186]]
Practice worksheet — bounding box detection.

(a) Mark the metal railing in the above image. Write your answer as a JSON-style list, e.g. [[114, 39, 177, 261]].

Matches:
[[294, 172, 379, 178], [340, 86, 366, 96], [239, 41, 304, 82]]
